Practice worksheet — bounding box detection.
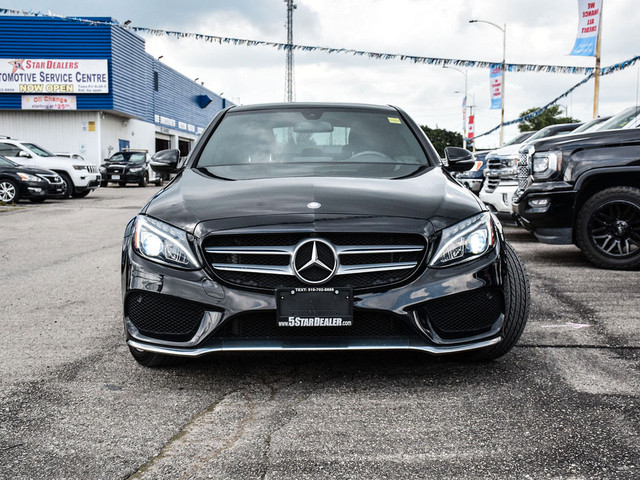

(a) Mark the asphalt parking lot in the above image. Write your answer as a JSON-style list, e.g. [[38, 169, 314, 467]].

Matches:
[[1, 186, 639, 479]]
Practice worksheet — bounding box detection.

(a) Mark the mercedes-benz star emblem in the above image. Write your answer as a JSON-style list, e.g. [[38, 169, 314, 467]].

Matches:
[[292, 239, 338, 284]]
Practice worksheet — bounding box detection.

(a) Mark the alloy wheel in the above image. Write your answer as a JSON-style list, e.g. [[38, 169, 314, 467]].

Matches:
[[588, 199, 640, 257], [0, 181, 17, 202]]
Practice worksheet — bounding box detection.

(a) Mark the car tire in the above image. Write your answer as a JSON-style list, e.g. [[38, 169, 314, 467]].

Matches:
[[138, 173, 148, 188], [155, 177, 163, 187], [0, 179, 19, 203], [575, 186, 640, 270], [128, 346, 179, 368], [470, 242, 530, 361], [100, 180, 108, 187], [58, 173, 73, 199], [72, 189, 91, 198]]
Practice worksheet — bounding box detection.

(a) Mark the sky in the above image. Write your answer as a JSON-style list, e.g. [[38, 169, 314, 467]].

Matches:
[[2, 0, 639, 149]]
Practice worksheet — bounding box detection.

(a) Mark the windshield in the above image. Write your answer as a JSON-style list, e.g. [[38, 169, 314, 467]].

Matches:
[[108, 152, 147, 164], [503, 131, 536, 146], [596, 107, 640, 131], [23, 143, 55, 157], [0, 155, 17, 167], [196, 108, 430, 180], [571, 117, 609, 133]]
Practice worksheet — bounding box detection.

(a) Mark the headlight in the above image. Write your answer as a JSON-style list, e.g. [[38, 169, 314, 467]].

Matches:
[[132, 216, 200, 269], [129, 167, 143, 173], [532, 151, 562, 178], [73, 165, 88, 170], [429, 212, 495, 267], [17, 172, 43, 182]]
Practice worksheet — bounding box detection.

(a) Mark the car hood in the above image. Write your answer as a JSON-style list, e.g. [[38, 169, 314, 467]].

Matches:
[[0, 165, 58, 176], [143, 167, 483, 234]]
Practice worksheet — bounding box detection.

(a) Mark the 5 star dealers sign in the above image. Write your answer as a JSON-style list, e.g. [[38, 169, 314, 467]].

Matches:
[[0, 59, 108, 93]]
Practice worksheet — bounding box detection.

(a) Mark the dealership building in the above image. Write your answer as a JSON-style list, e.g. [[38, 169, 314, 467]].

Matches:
[[0, 15, 228, 165]]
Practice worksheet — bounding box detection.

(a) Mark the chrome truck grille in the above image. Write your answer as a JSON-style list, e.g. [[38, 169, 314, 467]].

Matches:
[[203, 232, 428, 292], [516, 151, 532, 194]]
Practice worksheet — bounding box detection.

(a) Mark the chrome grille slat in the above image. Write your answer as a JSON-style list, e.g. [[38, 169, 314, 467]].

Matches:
[[205, 246, 294, 255], [336, 245, 424, 255], [338, 262, 417, 274], [211, 264, 293, 275]]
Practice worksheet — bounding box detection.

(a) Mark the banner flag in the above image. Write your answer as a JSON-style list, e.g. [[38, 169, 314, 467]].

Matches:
[[490, 66, 502, 109], [462, 96, 467, 132], [570, 0, 602, 56], [468, 115, 475, 140]]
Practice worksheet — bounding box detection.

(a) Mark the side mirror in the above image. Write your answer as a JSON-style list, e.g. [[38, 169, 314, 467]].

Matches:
[[150, 149, 181, 174], [18, 150, 32, 158], [443, 146, 475, 172]]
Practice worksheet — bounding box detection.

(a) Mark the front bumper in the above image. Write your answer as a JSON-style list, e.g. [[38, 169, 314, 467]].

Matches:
[[479, 181, 517, 214], [106, 168, 144, 183], [512, 186, 577, 244], [122, 233, 507, 358]]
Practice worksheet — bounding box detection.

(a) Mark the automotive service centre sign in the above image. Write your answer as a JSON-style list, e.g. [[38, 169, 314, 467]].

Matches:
[[0, 59, 108, 93]]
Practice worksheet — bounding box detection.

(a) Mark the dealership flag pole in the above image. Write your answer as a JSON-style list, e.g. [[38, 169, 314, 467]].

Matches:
[[592, 5, 603, 118]]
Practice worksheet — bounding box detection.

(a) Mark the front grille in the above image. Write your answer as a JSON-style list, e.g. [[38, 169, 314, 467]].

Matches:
[[484, 177, 501, 193], [39, 174, 61, 184], [486, 157, 501, 170], [108, 167, 124, 174], [516, 152, 530, 194], [202, 232, 427, 292], [215, 310, 419, 339], [126, 291, 205, 342], [418, 288, 503, 339]]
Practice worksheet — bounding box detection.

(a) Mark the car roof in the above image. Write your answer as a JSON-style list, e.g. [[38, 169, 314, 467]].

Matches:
[[228, 102, 398, 113]]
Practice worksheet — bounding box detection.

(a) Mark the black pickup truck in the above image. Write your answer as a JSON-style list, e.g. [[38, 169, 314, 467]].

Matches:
[[512, 128, 640, 269]]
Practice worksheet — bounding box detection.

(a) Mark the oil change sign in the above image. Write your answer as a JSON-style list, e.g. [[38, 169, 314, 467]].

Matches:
[[0, 59, 108, 93]]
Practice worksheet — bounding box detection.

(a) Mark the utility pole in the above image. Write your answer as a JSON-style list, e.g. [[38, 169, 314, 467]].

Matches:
[[284, 0, 297, 102], [592, 4, 603, 119]]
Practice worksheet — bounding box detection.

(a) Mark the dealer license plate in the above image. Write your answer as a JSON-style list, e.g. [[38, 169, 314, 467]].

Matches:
[[276, 287, 353, 327]]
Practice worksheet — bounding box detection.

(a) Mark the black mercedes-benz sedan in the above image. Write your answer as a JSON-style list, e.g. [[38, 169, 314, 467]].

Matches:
[[122, 103, 529, 367]]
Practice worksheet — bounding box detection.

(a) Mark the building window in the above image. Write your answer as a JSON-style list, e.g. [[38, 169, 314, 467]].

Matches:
[[153, 71, 159, 91]]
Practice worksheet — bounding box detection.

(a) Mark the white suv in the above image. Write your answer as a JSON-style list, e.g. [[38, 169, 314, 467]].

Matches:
[[0, 139, 101, 198]]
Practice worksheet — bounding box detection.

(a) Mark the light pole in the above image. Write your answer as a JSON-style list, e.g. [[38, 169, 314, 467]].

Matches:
[[443, 65, 468, 149], [470, 19, 506, 146]]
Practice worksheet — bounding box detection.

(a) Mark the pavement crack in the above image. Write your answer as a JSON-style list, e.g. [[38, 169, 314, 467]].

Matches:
[[128, 387, 244, 480]]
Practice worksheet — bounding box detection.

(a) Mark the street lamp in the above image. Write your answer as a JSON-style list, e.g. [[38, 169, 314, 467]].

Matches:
[[443, 65, 468, 149], [470, 19, 506, 147]]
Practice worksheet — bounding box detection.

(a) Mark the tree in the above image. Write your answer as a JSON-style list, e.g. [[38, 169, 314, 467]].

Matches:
[[518, 105, 581, 132], [420, 125, 463, 157]]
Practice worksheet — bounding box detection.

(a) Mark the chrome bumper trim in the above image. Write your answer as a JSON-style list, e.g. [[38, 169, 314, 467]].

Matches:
[[127, 336, 502, 358]]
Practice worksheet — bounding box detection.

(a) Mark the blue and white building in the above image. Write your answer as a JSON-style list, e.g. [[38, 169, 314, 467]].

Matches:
[[0, 15, 228, 165]]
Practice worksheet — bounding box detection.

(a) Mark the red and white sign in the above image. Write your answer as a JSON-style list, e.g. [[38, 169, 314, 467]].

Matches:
[[467, 114, 475, 139], [0, 59, 108, 94], [21, 95, 77, 110]]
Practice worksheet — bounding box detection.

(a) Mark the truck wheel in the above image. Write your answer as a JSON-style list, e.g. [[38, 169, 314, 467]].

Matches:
[[58, 173, 73, 199], [470, 242, 530, 361], [0, 179, 19, 203], [129, 346, 179, 368], [72, 190, 91, 198], [575, 186, 640, 270]]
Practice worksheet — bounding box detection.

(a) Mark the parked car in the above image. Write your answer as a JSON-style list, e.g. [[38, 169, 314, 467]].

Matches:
[[478, 123, 582, 221], [103, 149, 163, 187], [0, 139, 100, 198], [512, 127, 640, 269], [123, 102, 530, 367], [0, 154, 64, 203]]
